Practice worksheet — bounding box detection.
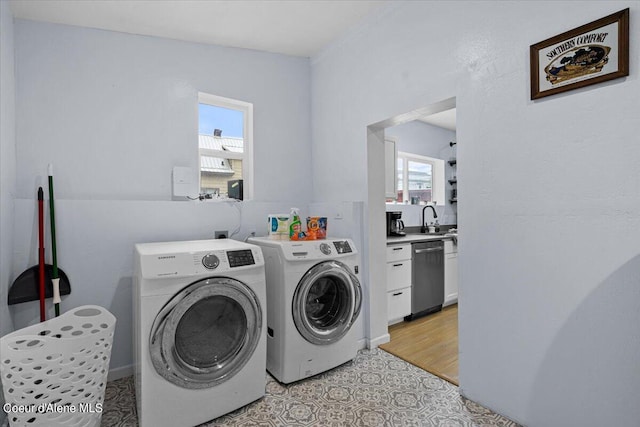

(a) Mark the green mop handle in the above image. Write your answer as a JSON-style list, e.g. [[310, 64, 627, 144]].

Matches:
[[48, 164, 61, 317]]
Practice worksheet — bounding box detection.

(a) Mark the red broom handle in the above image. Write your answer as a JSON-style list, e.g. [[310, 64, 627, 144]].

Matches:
[[38, 187, 45, 322]]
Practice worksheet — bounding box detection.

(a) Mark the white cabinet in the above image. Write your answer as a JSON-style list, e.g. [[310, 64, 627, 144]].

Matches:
[[384, 138, 397, 199], [386, 243, 411, 324], [444, 240, 458, 306], [387, 289, 411, 323], [386, 262, 411, 292], [386, 244, 410, 263]]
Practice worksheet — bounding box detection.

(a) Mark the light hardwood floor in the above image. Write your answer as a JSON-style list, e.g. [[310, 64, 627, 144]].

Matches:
[[379, 304, 459, 385]]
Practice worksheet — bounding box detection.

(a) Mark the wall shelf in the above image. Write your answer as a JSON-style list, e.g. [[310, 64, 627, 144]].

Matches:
[[449, 160, 457, 203]]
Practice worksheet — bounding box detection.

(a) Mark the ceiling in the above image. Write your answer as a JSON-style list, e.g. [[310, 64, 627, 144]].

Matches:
[[419, 108, 457, 131], [9, 0, 389, 57]]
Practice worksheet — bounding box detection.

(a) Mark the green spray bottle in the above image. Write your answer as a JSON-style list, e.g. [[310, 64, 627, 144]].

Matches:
[[289, 208, 304, 240]]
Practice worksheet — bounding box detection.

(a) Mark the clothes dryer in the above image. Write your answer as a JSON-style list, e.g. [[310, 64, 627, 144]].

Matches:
[[248, 237, 362, 383], [133, 239, 266, 427]]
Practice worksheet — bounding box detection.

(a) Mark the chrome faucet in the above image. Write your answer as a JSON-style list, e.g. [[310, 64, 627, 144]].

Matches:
[[421, 205, 438, 233]]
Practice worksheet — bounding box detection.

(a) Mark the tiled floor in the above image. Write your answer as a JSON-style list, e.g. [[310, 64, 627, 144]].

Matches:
[[101, 348, 518, 426]]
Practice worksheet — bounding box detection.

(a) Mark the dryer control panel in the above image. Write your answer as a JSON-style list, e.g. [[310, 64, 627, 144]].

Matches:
[[136, 240, 264, 279]]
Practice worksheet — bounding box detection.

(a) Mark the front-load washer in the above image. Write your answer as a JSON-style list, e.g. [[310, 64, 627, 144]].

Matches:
[[248, 237, 362, 384], [133, 239, 266, 427]]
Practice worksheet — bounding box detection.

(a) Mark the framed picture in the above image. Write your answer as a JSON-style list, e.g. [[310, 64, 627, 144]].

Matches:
[[530, 8, 629, 100]]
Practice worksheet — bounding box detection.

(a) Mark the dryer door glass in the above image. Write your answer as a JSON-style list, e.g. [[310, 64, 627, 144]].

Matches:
[[149, 277, 262, 389], [293, 260, 362, 345]]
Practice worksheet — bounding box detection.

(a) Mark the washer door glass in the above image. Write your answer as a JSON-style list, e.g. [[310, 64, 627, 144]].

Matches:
[[149, 277, 262, 389], [174, 295, 246, 369], [293, 260, 362, 345]]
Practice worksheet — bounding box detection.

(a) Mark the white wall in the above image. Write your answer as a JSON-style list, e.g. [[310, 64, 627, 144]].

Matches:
[[0, 1, 16, 420], [14, 19, 311, 202], [1, 0, 16, 337], [312, 2, 640, 425], [386, 120, 457, 225], [10, 20, 313, 375], [388, 120, 455, 157]]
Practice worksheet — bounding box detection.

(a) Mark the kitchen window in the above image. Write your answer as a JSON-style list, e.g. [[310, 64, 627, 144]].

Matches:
[[395, 152, 445, 205], [198, 93, 253, 199]]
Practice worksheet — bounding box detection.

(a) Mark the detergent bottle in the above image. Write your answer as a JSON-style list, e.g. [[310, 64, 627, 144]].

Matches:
[[289, 208, 305, 240]]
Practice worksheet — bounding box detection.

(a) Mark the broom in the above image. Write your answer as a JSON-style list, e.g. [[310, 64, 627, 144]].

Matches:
[[37, 187, 45, 322], [48, 164, 61, 317]]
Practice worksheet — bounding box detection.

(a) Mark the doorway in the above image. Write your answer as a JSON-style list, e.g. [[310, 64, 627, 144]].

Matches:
[[365, 97, 459, 385], [381, 304, 459, 385]]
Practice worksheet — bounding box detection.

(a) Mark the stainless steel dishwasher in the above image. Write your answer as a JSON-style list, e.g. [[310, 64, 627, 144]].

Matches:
[[405, 240, 444, 321]]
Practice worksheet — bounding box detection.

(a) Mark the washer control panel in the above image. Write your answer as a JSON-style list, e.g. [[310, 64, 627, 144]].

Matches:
[[319, 243, 332, 255], [333, 240, 352, 254], [227, 249, 255, 268], [201, 253, 220, 270], [274, 238, 358, 261]]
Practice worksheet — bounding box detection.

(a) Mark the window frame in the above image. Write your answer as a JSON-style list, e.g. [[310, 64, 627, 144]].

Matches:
[[396, 151, 445, 205], [198, 92, 254, 200]]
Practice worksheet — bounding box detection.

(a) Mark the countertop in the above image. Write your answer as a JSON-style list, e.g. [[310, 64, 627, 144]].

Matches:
[[387, 233, 457, 245]]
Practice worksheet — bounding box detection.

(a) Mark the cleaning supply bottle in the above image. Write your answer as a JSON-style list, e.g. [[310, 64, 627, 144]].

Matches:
[[289, 208, 305, 240]]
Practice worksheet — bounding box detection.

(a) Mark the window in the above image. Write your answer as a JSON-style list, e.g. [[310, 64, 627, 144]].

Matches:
[[198, 93, 253, 199], [394, 152, 445, 205]]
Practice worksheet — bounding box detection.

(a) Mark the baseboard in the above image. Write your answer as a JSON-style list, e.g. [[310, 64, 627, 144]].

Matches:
[[388, 317, 404, 326], [444, 296, 458, 307], [108, 364, 133, 381], [458, 389, 523, 426], [367, 333, 390, 349]]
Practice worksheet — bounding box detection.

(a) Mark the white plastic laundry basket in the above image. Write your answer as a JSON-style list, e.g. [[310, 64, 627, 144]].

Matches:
[[1, 305, 116, 427]]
